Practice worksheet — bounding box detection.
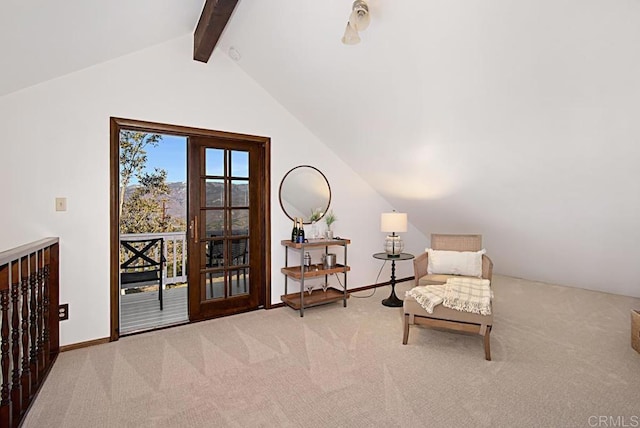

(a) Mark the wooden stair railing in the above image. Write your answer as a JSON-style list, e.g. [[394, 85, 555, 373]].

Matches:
[[0, 238, 59, 428]]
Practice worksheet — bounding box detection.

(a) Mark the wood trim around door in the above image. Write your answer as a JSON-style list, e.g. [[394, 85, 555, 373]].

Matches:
[[109, 117, 271, 341]]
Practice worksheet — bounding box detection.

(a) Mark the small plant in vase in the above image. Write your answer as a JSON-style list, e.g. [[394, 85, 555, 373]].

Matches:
[[309, 209, 323, 222], [324, 210, 337, 239], [309, 208, 323, 239]]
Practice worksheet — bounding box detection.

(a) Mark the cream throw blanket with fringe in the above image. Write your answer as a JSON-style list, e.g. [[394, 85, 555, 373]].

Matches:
[[406, 277, 492, 315], [406, 285, 446, 313]]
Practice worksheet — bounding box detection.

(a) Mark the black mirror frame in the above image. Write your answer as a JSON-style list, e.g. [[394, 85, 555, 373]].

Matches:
[[278, 165, 332, 224]]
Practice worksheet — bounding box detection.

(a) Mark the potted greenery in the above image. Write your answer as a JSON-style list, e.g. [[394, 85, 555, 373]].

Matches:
[[309, 208, 323, 239], [324, 210, 337, 238], [309, 208, 323, 222]]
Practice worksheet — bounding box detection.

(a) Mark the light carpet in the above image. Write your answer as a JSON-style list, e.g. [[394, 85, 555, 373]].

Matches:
[[24, 275, 640, 427]]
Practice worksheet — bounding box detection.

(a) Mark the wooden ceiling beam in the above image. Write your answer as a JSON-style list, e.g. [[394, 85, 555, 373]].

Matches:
[[193, 0, 239, 63]]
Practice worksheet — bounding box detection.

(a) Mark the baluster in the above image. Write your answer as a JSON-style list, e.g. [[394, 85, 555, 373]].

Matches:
[[20, 257, 30, 410], [29, 252, 38, 393], [36, 249, 44, 379], [0, 264, 10, 427], [42, 261, 50, 370], [10, 260, 20, 427]]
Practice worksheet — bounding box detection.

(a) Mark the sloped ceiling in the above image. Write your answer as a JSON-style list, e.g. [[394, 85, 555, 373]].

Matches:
[[218, 0, 640, 295], [2, 0, 639, 295], [0, 0, 204, 96]]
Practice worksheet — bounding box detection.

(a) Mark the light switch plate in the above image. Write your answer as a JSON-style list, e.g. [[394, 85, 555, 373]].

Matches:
[[55, 197, 67, 211]]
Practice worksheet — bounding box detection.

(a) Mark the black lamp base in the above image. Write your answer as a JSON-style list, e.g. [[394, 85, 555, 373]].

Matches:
[[382, 294, 403, 307]]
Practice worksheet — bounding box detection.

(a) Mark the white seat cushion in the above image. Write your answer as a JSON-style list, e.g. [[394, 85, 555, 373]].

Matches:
[[418, 274, 482, 286]]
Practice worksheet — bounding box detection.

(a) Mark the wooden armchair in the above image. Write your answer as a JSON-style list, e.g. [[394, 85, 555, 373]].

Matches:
[[403, 234, 494, 360]]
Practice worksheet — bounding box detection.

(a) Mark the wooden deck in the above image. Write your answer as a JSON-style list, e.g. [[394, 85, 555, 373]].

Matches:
[[120, 287, 188, 335], [120, 274, 249, 335]]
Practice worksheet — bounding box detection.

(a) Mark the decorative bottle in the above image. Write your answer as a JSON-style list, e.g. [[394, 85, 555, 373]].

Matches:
[[297, 218, 306, 243], [291, 218, 298, 242]]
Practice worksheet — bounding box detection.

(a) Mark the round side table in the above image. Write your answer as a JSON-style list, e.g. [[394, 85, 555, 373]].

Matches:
[[373, 252, 415, 307]]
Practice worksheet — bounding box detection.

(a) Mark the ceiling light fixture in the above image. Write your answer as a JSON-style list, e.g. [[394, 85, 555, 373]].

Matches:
[[341, 0, 370, 45]]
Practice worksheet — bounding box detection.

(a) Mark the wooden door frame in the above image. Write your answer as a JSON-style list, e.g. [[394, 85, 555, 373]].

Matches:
[[109, 117, 271, 341]]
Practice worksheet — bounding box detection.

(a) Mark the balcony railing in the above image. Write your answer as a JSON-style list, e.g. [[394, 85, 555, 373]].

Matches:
[[0, 238, 60, 427], [120, 232, 187, 286], [119, 232, 188, 334]]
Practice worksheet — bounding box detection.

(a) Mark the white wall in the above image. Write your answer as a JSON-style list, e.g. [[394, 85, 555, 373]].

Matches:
[[0, 35, 426, 346], [221, 0, 640, 298]]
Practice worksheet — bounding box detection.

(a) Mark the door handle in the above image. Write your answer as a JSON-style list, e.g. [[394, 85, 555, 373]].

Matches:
[[190, 217, 199, 243]]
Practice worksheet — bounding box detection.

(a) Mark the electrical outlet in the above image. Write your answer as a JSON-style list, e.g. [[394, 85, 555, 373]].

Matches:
[[59, 304, 69, 321]]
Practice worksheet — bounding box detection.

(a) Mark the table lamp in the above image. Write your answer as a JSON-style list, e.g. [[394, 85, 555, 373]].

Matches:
[[381, 212, 407, 256]]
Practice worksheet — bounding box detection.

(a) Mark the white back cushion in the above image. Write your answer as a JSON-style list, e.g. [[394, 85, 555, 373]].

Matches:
[[426, 248, 486, 277]]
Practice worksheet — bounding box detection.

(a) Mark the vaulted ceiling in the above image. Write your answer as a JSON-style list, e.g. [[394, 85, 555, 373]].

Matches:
[[0, 0, 204, 96], [214, 0, 640, 295], [2, 0, 640, 295]]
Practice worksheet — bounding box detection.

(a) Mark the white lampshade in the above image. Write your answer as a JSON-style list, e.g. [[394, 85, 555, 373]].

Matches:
[[381, 212, 407, 233]]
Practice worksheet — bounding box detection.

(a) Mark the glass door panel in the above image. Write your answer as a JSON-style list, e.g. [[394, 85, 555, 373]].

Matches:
[[230, 180, 249, 207], [205, 179, 225, 207], [205, 148, 224, 175], [230, 150, 249, 177]]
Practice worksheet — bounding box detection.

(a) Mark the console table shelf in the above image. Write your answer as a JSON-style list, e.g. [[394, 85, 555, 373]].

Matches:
[[281, 264, 350, 280], [281, 238, 351, 249], [280, 238, 350, 317], [281, 288, 349, 310]]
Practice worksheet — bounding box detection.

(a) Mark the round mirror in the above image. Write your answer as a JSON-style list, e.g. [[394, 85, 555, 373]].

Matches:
[[279, 165, 331, 224]]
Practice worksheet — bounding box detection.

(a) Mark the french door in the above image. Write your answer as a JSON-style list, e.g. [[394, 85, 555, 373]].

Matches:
[[187, 136, 267, 321], [111, 117, 270, 340]]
